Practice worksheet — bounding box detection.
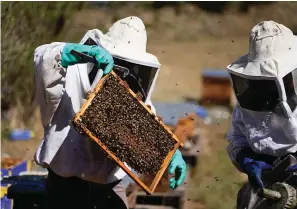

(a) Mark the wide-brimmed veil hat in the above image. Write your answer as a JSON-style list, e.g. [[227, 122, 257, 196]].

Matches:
[[227, 20, 297, 78], [80, 16, 161, 68]]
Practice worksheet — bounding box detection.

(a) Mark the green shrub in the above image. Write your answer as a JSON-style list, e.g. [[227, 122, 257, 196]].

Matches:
[[1, 2, 84, 117]]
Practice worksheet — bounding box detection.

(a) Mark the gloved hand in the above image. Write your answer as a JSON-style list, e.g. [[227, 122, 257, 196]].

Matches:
[[61, 43, 114, 75], [240, 158, 272, 189], [236, 149, 274, 189], [168, 149, 187, 189]]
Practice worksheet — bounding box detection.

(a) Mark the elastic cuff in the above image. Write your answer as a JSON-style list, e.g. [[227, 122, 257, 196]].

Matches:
[[236, 148, 257, 171]]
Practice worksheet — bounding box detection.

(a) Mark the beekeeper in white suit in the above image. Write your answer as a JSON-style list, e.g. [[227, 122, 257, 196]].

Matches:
[[226, 20, 297, 209], [34, 16, 186, 209]]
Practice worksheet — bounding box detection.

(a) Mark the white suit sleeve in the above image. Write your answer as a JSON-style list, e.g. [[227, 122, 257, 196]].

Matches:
[[34, 42, 67, 126], [226, 106, 250, 166]]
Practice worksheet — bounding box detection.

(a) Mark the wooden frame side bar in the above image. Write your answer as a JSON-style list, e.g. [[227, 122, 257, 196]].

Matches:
[[149, 142, 181, 192]]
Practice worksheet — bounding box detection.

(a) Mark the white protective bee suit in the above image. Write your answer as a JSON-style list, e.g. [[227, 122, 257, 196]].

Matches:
[[227, 21, 297, 165], [34, 16, 160, 187], [226, 21, 297, 209]]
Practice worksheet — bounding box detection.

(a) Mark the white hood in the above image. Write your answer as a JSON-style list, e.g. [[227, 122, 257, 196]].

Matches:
[[78, 17, 160, 105], [227, 21, 297, 162], [227, 21, 297, 79]]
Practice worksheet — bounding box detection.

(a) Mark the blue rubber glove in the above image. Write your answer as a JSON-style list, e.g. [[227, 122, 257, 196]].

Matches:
[[169, 149, 187, 189], [61, 43, 114, 75], [241, 158, 272, 189]]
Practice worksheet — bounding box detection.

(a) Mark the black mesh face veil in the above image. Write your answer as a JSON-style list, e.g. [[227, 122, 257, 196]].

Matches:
[[78, 38, 158, 100], [83, 37, 97, 46], [112, 57, 158, 102], [230, 73, 281, 112], [82, 37, 100, 85], [283, 69, 297, 112], [231, 69, 297, 114]]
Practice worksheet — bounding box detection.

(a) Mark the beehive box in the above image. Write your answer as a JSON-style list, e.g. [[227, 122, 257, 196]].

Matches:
[[72, 71, 183, 194], [200, 69, 232, 106]]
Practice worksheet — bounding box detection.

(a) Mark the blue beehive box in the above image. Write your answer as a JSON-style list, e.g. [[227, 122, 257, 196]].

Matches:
[[9, 130, 34, 141], [10, 161, 31, 177], [1, 160, 32, 178]]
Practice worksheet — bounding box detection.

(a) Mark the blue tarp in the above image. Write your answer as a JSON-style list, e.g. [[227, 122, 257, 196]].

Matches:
[[153, 102, 208, 126], [1, 161, 30, 177]]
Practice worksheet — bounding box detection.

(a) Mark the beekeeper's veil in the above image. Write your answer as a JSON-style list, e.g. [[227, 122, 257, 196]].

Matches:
[[228, 21, 297, 118], [80, 16, 161, 104]]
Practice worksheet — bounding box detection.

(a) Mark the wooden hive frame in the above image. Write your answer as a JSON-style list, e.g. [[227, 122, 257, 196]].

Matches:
[[73, 71, 184, 195]]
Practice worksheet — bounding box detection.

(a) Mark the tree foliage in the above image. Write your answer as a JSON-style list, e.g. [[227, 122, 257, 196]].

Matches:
[[1, 2, 84, 114]]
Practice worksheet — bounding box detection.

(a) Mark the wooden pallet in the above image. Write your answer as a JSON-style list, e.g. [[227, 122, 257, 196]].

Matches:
[[73, 71, 183, 195], [134, 167, 190, 209]]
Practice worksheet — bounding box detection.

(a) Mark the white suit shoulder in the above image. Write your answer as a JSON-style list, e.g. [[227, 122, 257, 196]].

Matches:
[[34, 42, 67, 127], [34, 42, 66, 74]]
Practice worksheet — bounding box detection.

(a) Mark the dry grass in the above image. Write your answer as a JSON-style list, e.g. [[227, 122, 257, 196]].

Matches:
[[186, 120, 246, 209], [1, 108, 42, 160], [148, 36, 248, 102]]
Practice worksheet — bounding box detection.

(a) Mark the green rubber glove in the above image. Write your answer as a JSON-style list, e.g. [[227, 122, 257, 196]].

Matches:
[[169, 149, 187, 189], [61, 43, 114, 75]]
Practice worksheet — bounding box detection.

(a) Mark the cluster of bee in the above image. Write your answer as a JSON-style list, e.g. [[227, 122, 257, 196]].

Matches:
[[75, 75, 176, 174]]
